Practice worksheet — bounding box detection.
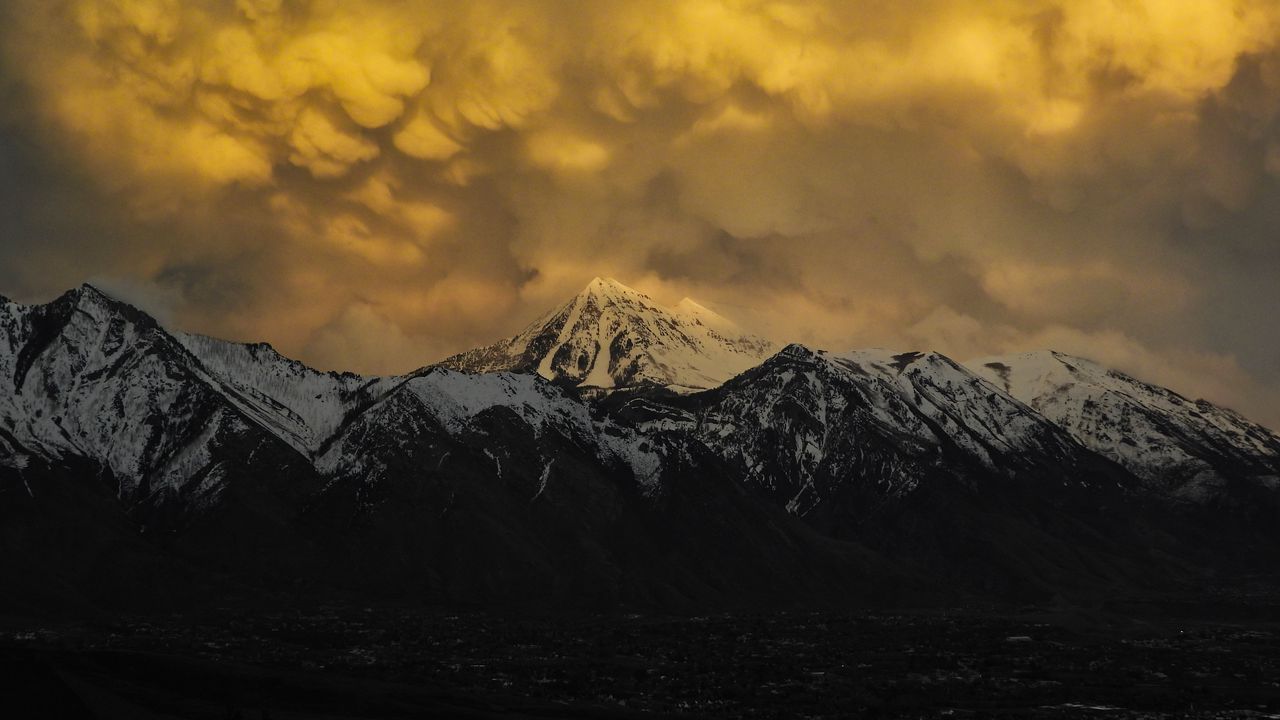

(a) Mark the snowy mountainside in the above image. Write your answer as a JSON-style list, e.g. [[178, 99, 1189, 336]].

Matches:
[[604, 343, 1159, 592], [176, 332, 400, 455], [970, 350, 1280, 503], [827, 348, 1099, 472], [619, 344, 1120, 519], [437, 277, 773, 393], [0, 285, 316, 512], [317, 368, 664, 495], [0, 293, 32, 426]]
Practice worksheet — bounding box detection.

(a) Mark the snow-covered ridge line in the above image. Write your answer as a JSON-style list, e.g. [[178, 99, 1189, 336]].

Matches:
[[174, 331, 400, 456], [5, 282, 1279, 520], [0, 289, 368, 461], [968, 350, 1280, 503], [315, 367, 666, 493]]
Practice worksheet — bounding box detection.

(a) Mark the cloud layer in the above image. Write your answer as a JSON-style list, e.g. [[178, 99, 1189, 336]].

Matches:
[[3, 0, 1280, 425]]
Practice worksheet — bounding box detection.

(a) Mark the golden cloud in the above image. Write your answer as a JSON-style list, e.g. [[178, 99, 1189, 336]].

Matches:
[[4, 0, 1280, 425]]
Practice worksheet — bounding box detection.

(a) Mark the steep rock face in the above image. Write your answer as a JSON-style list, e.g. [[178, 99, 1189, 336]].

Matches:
[[437, 277, 773, 393], [970, 351, 1280, 510], [0, 286, 319, 517]]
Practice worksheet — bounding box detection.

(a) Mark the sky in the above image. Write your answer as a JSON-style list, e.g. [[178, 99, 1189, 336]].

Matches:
[[2, 0, 1280, 426]]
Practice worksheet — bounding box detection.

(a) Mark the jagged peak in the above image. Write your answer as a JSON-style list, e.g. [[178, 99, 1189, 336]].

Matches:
[[503, 276, 667, 342], [570, 278, 750, 334], [77, 282, 112, 298], [0, 284, 114, 313], [437, 275, 776, 392], [578, 276, 653, 304], [56, 283, 132, 315], [586, 276, 628, 290], [777, 343, 822, 360], [825, 348, 972, 379]]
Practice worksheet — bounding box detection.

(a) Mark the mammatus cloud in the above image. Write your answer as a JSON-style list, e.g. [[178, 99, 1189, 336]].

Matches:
[[3, 0, 1280, 423]]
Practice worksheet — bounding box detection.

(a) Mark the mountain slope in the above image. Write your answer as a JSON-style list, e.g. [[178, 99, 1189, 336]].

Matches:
[[0, 286, 321, 517], [604, 344, 1162, 597], [175, 332, 399, 456], [308, 367, 894, 607], [315, 368, 665, 494], [614, 345, 1130, 517], [970, 350, 1280, 511], [0, 286, 336, 607], [437, 277, 773, 393]]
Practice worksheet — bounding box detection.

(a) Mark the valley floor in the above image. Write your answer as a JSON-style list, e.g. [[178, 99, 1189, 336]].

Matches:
[[3, 582, 1279, 719]]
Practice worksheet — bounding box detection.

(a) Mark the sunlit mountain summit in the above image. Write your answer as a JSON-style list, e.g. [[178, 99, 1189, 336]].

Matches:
[[437, 277, 774, 393]]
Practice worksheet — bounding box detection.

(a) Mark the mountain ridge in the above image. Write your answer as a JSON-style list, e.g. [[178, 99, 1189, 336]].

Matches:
[[0, 284, 900, 610], [969, 349, 1280, 513], [3, 281, 1280, 612]]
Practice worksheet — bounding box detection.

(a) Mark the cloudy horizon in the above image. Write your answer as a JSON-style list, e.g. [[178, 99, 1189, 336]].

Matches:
[[2, 0, 1280, 426]]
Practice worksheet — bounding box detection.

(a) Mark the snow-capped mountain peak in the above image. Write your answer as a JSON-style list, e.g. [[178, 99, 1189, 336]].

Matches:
[[437, 277, 774, 393], [584, 275, 631, 296], [59, 283, 141, 322]]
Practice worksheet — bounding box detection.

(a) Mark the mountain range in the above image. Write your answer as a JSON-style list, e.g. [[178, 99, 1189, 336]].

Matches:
[[2, 278, 1278, 614]]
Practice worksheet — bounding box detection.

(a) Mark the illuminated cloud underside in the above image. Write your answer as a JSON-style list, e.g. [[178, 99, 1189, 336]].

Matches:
[[2, 0, 1280, 425]]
